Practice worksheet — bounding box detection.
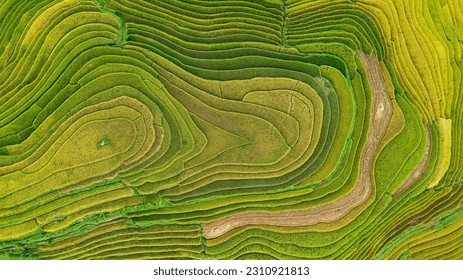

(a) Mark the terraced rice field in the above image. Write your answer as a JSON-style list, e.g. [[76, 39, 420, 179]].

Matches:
[[0, 0, 462, 260]]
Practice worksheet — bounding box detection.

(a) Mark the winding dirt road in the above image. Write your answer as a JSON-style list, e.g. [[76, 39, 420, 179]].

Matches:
[[202, 52, 393, 239]]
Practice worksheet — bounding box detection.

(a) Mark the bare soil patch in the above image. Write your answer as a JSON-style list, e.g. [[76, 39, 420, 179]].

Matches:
[[202, 53, 393, 239]]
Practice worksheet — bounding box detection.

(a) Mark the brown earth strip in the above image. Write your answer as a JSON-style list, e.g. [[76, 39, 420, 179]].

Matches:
[[202, 52, 393, 239], [394, 125, 431, 195]]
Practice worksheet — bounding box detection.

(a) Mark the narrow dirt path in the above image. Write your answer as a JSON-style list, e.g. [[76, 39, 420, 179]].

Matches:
[[202, 52, 393, 239], [395, 125, 431, 195]]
